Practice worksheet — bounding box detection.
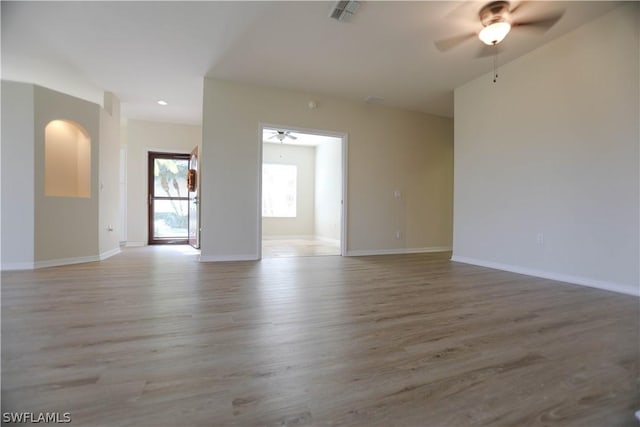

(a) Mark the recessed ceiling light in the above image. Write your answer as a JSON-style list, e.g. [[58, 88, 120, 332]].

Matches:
[[157, 100, 168, 106]]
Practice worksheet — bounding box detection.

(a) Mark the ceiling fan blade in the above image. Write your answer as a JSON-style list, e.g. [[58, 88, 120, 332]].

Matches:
[[268, 134, 278, 139], [513, 10, 565, 32], [476, 44, 502, 58], [287, 134, 298, 140], [509, 1, 532, 17], [434, 32, 476, 52]]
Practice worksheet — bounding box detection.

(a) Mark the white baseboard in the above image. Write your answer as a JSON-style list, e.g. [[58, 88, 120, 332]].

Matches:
[[99, 247, 121, 260], [199, 254, 259, 262], [125, 241, 146, 247], [346, 246, 452, 257], [35, 254, 101, 269], [3, 248, 121, 271], [450, 255, 640, 297], [1, 261, 35, 271]]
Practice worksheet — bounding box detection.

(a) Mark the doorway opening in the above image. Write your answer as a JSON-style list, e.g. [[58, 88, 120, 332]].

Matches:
[[148, 151, 190, 245], [259, 125, 347, 258]]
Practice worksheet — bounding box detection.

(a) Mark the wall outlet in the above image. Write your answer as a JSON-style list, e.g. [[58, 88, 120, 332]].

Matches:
[[394, 190, 401, 199], [395, 230, 402, 239], [536, 233, 544, 245]]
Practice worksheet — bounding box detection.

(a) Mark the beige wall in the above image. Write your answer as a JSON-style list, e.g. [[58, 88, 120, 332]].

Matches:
[[201, 78, 453, 260], [34, 85, 101, 263], [453, 4, 639, 295], [124, 119, 201, 245], [2, 82, 121, 268], [262, 142, 315, 237], [1, 81, 35, 269], [99, 92, 121, 256]]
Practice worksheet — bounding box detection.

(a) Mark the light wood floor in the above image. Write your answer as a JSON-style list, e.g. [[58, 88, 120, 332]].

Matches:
[[262, 238, 341, 258], [2, 247, 638, 426]]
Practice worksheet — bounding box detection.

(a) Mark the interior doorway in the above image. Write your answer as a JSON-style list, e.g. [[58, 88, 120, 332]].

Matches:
[[259, 125, 347, 258], [148, 151, 190, 245]]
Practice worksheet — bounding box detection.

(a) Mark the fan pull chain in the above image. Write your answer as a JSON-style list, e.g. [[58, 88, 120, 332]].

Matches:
[[492, 47, 499, 83]]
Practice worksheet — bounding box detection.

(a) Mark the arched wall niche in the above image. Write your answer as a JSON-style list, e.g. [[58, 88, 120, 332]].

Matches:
[[44, 119, 91, 198]]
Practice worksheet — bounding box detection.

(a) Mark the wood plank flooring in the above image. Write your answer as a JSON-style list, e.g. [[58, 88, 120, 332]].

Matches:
[[2, 246, 638, 426]]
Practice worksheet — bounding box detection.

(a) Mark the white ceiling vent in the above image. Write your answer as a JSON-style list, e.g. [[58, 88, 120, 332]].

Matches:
[[365, 96, 384, 105], [329, 1, 360, 22]]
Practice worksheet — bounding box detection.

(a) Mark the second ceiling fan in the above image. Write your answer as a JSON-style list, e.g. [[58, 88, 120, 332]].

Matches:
[[267, 130, 298, 142]]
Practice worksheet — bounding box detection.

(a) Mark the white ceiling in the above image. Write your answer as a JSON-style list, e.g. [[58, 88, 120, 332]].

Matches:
[[1, 1, 620, 124]]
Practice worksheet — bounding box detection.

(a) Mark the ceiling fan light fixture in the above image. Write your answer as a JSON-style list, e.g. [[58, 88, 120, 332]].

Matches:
[[478, 22, 511, 45]]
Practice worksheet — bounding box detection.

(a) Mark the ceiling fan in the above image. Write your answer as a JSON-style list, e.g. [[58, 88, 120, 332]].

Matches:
[[434, 1, 565, 57], [267, 130, 298, 142]]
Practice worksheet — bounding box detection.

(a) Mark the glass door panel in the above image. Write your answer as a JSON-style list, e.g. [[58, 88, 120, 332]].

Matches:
[[148, 152, 190, 244], [153, 199, 188, 238]]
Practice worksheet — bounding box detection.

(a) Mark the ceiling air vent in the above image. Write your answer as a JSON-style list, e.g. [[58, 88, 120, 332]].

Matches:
[[329, 1, 360, 22], [365, 96, 384, 105]]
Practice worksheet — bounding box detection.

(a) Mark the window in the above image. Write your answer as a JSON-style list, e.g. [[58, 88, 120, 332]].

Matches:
[[262, 163, 297, 217]]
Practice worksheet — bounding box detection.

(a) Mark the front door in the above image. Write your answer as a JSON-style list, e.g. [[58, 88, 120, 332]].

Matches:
[[188, 146, 200, 248], [148, 152, 190, 244]]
